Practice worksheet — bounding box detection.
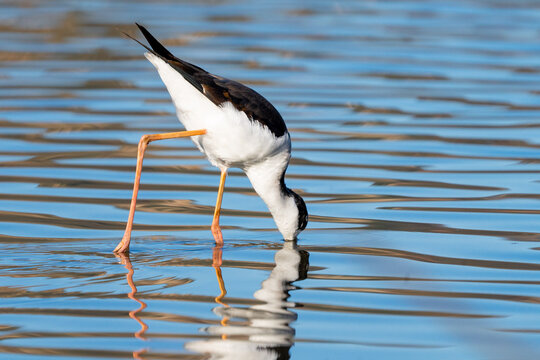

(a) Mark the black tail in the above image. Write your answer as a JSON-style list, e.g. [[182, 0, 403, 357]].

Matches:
[[135, 23, 175, 60], [120, 23, 180, 63], [121, 23, 208, 93], [119, 27, 156, 56]]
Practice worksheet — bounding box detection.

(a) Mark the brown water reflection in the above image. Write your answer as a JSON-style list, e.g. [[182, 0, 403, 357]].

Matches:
[[2, 0, 540, 359]]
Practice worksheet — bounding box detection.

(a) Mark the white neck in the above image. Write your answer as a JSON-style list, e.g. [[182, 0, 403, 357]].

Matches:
[[244, 151, 299, 240]]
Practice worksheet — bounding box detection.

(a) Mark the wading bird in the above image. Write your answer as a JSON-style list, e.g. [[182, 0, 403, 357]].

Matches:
[[114, 24, 308, 253]]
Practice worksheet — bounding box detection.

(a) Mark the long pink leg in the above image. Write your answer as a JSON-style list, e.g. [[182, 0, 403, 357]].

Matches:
[[114, 129, 206, 253], [211, 168, 227, 246]]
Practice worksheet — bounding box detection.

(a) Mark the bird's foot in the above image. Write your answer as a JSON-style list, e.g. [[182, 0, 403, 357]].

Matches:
[[211, 223, 224, 246], [114, 235, 131, 253]]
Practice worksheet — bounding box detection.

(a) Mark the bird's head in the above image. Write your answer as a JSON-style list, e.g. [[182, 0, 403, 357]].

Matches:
[[273, 188, 308, 241]]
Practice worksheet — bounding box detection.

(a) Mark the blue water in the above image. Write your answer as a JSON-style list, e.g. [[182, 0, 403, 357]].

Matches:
[[1, 0, 540, 359]]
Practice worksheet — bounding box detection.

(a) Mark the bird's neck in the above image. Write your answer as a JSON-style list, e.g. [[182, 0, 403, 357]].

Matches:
[[245, 152, 290, 212], [245, 152, 298, 239]]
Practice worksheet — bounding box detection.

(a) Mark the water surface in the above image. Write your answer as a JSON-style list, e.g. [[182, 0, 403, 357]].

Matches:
[[1, 1, 540, 359]]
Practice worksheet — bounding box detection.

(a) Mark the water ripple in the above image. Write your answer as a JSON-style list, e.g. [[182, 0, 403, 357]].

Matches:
[[1, 0, 540, 359]]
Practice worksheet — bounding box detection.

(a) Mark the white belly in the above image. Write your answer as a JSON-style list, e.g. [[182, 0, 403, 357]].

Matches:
[[194, 102, 291, 169]]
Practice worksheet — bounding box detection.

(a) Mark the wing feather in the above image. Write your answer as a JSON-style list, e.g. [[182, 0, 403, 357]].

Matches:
[[128, 23, 288, 137]]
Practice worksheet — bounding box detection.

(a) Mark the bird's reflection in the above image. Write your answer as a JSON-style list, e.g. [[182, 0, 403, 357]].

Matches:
[[116, 253, 149, 359], [117, 242, 308, 359], [187, 241, 309, 360]]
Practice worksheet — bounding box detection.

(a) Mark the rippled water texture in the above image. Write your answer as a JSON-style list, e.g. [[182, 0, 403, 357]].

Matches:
[[2, 1, 540, 359]]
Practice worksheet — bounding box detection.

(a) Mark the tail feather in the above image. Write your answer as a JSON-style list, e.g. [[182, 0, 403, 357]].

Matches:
[[122, 23, 206, 93], [120, 29, 155, 55], [135, 23, 176, 60]]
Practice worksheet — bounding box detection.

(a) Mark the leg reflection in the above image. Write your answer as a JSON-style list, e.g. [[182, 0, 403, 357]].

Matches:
[[116, 253, 149, 359], [213, 246, 230, 335], [186, 240, 309, 359]]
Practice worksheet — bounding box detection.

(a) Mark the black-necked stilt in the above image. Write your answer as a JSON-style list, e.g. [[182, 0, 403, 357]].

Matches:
[[114, 24, 308, 253]]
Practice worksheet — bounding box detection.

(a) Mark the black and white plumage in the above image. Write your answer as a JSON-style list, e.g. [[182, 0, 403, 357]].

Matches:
[[128, 24, 308, 240]]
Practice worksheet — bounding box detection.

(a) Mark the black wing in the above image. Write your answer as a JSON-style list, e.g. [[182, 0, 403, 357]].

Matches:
[[130, 23, 288, 138]]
